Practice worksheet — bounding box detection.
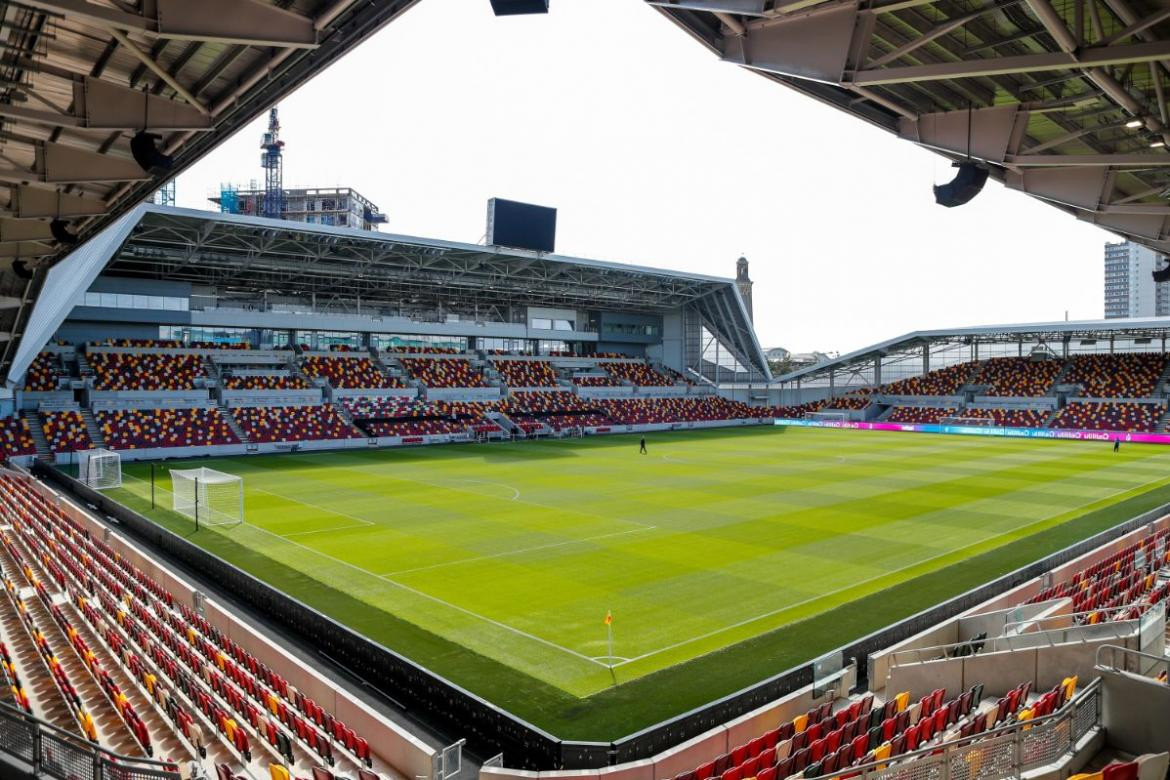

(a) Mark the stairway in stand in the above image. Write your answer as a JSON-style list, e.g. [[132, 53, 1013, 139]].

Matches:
[[19, 410, 51, 461], [79, 408, 107, 449]]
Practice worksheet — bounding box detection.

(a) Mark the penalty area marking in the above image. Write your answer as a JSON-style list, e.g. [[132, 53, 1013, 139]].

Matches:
[[381, 525, 657, 577], [607, 467, 1170, 668], [240, 522, 614, 669]]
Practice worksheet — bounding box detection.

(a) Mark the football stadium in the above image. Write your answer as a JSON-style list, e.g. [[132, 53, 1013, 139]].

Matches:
[[0, 2, 1168, 780]]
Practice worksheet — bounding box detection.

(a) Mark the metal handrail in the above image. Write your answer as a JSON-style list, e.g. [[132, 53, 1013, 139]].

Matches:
[[816, 678, 1102, 780], [891, 610, 1146, 667], [1002, 602, 1151, 634], [1095, 643, 1170, 677], [0, 699, 179, 779]]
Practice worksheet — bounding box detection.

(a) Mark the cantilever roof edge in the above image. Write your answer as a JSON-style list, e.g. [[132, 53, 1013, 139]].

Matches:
[[774, 317, 1170, 385], [139, 205, 739, 286]]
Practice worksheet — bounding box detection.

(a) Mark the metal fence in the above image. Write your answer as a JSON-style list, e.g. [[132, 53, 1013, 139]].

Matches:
[[819, 680, 1101, 780], [0, 700, 178, 780]]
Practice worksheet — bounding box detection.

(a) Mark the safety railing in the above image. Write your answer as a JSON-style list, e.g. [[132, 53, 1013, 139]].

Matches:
[[889, 605, 1157, 668], [1095, 643, 1170, 681], [817, 679, 1101, 780], [0, 700, 179, 780]]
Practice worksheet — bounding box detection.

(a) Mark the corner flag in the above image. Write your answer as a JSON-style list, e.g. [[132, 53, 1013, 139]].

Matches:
[[604, 610, 613, 626]]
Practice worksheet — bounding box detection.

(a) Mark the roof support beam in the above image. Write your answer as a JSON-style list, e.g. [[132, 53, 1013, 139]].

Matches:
[[34, 143, 150, 183], [848, 40, 1170, 84], [107, 29, 209, 115], [19, 0, 318, 48], [0, 77, 211, 129], [10, 186, 107, 219], [1006, 153, 1170, 165]]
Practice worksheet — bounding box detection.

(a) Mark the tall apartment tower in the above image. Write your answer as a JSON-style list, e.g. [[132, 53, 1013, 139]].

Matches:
[[1104, 241, 1170, 318], [736, 256, 753, 321]]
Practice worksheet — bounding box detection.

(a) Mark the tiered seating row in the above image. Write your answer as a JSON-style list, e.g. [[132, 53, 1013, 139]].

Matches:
[[98, 409, 240, 450], [601, 362, 675, 386], [231, 406, 362, 443], [300, 357, 403, 390], [961, 408, 1049, 427], [675, 678, 1077, 780], [41, 410, 94, 453], [1049, 402, 1164, 432], [572, 375, 621, 387], [23, 352, 65, 392], [600, 397, 759, 424], [0, 475, 383, 779], [221, 375, 310, 390], [89, 353, 205, 392], [1064, 353, 1167, 398], [974, 358, 1062, 397], [399, 358, 486, 388], [0, 416, 36, 458], [1027, 528, 1170, 623], [493, 360, 560, 388], [882, 363, 973, 396], [886, 407, 958, 424]]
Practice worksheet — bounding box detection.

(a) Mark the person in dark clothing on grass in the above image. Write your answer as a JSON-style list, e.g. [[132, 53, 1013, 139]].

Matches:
[[639, 436, 647, 454], [1114, 438, 1120, 453]]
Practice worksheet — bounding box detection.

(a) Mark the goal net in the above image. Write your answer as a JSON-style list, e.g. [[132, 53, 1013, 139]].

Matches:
[[940, 416, 997, 427], [77, 449, 121, 490], [809, 411, 848, 423], [169, 467, 244, 526]]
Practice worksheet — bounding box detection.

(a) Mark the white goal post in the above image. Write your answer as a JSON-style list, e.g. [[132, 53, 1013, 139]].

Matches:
[[809, 411, 848, 422], [940, 416, 997, 426], [77, 449, 121, 490], [169, 467, 244, 527]]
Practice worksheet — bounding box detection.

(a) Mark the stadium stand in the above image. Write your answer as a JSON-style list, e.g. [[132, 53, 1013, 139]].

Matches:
[[972, 357, 1063, 397], [88, 352, 205, 391], [826, 394, 871, 410], [0, 472, 393, 779], [1063, 353, 1168, 398], [300, 356, 404, 389], [886, 406, 959, 424], [769, 400, 829, 419], [503, 391, 597, 414], [882, 363, 973, 395], [232, 405, 364, 442], [98, 408, 241, 450], [1026, 528, 1170, 621], [0, 416, 36, 457], [1048, 402, 1164, 432], [40, 410, 94, 454], [572, 374, 622, 387], [958, 408, 1049, 427], [493, 360, 561, 388], [600, 397, 759, 424], [23, 351, 65, 392], [221, 374, 312, 390], [601, 361, 676, 386], [390, 346, 458, 355], [343, 398, 498, 438], [399, 357, 487, 388]]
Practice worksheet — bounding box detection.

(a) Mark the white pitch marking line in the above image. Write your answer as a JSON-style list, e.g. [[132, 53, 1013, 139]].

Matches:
[[381, 525, 657, 577], [283, 522, 373, 538], [250, 486, 376, 528], [609, 468, 1170, 668], [237, 522, 611, 669], [444, 479, 521, 501]]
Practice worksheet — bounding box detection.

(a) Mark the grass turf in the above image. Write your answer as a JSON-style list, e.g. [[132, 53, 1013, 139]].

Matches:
[[104, 426, 1170, 739]]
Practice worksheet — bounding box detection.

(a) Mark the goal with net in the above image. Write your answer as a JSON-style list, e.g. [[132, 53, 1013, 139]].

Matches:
[[809, 411, 848, 423], [940, 416, 997, 427], [169, 467, 244, 527], [77, 449, 121, 490]]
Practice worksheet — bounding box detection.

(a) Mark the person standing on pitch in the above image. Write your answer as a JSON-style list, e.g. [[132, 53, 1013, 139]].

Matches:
[[1114, 438, 1120, 453], [639, 436, 647, 454]]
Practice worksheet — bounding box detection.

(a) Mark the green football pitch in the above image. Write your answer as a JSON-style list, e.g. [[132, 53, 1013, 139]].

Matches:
[[105, 426, 1170, 739]]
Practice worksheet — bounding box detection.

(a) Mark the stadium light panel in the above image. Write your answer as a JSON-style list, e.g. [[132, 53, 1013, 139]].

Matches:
[[1126, 119, 1144, 128], [1152, 140, 1166, 148]]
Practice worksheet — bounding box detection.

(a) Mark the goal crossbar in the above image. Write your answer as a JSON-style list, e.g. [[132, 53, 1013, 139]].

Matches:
[[169, 467, 244, 526]]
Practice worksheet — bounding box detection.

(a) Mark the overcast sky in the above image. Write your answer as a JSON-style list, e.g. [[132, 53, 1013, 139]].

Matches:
[[173, 0, 1115, 355]]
